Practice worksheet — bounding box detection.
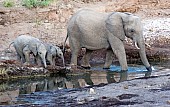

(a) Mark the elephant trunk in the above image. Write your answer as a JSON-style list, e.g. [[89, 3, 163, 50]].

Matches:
[[136, 37, 152, 71], [61, 55, 65, 67], [42, 56, 47, 68], [43, 60, 47, 68]]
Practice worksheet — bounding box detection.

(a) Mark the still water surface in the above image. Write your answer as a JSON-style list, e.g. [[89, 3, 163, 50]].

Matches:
[[0, 60, 169, 105]]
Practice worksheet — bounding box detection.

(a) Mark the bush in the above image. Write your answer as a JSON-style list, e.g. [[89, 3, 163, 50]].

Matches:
[[22, 0, 38, 8], [39, 0, 51, 7], [22, 0, 52, 8], [3, 0, 14, 7]]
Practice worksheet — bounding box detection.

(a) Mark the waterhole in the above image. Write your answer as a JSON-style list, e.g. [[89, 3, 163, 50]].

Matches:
[[0, 60, 170, 105]]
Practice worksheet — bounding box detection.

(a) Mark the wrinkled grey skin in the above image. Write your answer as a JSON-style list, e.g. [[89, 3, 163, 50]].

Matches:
[[13, 35, 47, 68], [45, 43, 65, 67], [65, 9, 152, 71]]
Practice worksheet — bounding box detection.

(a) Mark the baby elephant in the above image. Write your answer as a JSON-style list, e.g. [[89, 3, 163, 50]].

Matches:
[[11, 34, 47, 68], [45, 43, 65, 67]]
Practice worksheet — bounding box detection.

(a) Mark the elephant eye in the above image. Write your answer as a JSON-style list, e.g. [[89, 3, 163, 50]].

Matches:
[[58, 53, 62, 56], [129, 29, 135, 33], [39, 52, 42, 54]]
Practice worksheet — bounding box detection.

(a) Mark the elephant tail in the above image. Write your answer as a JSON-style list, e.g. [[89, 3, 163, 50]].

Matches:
[[4, 41, 14, 53], [63, 33, 69, 55], [8, 41, 14, 49]]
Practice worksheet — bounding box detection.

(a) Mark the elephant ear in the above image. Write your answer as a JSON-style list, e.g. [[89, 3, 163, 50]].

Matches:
[[28, 42, 38, 56], [54, 46, 62, 57], [50, 46, 57, 56], [32, 46, 38, 56], [105, 13, 126, 41]]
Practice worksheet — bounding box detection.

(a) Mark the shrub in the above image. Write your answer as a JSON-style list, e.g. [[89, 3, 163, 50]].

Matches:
[[3, 0, 14, 7], [39, 0, 51, 7], [22, 0, 38, 8], [22, 0, 52, 8]]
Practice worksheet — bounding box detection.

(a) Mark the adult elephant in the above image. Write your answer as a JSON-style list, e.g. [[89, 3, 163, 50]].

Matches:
[[45, 43, 65, 67], [12, 34, 47, 68], [65, 9, 152, 71]]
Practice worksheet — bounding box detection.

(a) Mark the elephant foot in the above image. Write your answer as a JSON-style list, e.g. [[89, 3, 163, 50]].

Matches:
[[47, 65, 54, 69], [81, 63, 91, 69], [103, 64, 111, 69], [103, 67, 110, 69], [146, 66, 153, 72], [120, 69, 128, 72], [70, 64, 78, 70], [23, 62, 30, 66], [81, 65, 91, 69], [103, 65, 110, 69]]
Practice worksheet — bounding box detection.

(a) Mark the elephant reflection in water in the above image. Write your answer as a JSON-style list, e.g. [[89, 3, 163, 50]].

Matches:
[[90, 71, 128, 85], [76, 71, 151, 87], [19, 77, 67, 94], [19, 71, 151, 94], [35, 77, 67, 91], [65, 72, 128, 88]]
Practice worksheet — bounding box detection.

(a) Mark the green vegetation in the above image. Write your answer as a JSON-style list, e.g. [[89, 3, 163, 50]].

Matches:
[[3, 0, 14, 7], [22, 0, 53, 8]]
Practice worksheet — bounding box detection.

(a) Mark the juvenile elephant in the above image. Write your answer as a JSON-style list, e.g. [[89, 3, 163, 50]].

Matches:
[[12, 34, 47, 68], [44, 43, 65, 67], [64, 9, 152, 72]]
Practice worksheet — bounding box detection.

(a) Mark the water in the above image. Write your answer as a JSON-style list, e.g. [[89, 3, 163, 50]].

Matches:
[[0, 61, 169, 105]]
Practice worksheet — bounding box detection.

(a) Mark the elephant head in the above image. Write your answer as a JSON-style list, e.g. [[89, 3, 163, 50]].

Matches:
[[105, 12, 151, 71], [46, 44, 65, 67], [53, 46, 65, 67], [28, 40, 47, 68]]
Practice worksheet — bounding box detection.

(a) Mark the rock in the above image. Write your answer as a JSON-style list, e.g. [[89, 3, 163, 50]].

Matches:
[[167, 100, 170, 104], [89, 88, 96, 94], [59, 17, 66, 23]]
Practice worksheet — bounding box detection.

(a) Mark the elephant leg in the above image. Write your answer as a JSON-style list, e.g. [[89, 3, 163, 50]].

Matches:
[[33, 56, 37, 64], [47, 54, 53, 66], [69, 37, 81, 67], [70, 48, 80, 67], [17, 51, 26, 63], [15, 52, 25, 65], [23, 46, 31, 65], [35, 55, 43, 66], [14, 46, 24, 63], [16, 52, 22, 62], [81, 49, 93, 69], [104, 49, 114, 69], [21, 54, 26, 63], [52, 57, 56, 66], [108, 36, 128, 71]]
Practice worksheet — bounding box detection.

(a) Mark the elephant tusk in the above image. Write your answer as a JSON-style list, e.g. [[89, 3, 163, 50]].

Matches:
[[134, 42, 140, 49], [145, 43, 151, 48]]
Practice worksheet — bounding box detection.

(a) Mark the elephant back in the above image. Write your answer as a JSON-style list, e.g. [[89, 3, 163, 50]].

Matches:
[[13, 35, 37, 51], [28, 39, 43, 56]]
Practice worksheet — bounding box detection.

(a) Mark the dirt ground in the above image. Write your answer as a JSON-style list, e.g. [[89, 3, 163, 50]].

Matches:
[[0, 0, 170, 51]]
